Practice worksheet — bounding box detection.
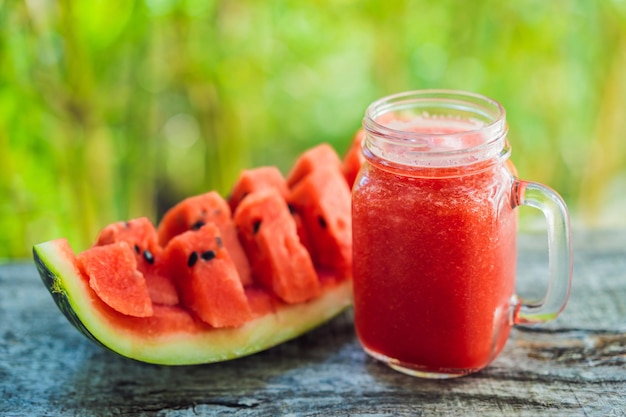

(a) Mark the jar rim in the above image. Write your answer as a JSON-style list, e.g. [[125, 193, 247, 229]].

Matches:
[[362, 89, 509, 169]]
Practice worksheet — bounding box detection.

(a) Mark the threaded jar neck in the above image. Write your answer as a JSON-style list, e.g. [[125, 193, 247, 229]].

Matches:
[[362, 90, 510, 174]]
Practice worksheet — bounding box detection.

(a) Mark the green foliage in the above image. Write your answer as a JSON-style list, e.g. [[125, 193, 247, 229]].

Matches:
[[1, 0, 625, 258]]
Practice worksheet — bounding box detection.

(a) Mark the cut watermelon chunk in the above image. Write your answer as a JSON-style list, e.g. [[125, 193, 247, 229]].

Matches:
[[234, 188, 321, 304], [286, 143, 345, 188], [94, 217, 179, 306], [157, 191, 252, 286], [289, 167, 352, 276], [343, 128, 366, 188], [161, 223, 252, 328], [228, 166, 289, 212], [77, 241, 153, 318]]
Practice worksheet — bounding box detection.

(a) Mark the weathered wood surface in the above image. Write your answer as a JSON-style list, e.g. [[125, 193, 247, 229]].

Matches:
[[1, 230, 624, 416]]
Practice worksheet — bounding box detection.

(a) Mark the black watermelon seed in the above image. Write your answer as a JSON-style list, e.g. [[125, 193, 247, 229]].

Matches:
[[188, 251, 198, 267], [287, 203, 296, 214], [201, 250, 216, 261], [253, 220, 262, 234], [143, 249, 154, 264], [191, 220, 205, 231], [318, 215, 327, 229], [124, 221, 131, 228], [134, 244, 141, 254], [215, 236, 223, 248]]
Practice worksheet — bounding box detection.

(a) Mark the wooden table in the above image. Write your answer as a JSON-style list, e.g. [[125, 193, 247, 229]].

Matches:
[[1, 230, 625, 416]]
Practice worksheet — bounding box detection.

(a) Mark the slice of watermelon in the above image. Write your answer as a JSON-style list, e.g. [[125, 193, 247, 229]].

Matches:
[[157, 191, 252, 286], [161, 223, 252, 328], [33, 141, 355, 365], [227, 165, 314, 264], [94, 217, 179, 306], [286, 143, 345, 188], [77, 241, 154, 318], [228, 166, 289, 212], [234, 188, 321, 304], [343, 128, 365, 188], [33, 238, 352, 365], [289, 167, 352, 277]]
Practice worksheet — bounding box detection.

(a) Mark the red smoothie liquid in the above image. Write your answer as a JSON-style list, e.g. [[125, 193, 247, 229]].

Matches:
[[352, 139, 518, 376]]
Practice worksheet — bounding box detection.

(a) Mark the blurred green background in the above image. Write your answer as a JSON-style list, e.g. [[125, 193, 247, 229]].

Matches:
[[1, 0, 625, 260]]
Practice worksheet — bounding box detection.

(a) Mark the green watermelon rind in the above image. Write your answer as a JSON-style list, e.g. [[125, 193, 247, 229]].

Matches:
[[33, 239, 353, 366]]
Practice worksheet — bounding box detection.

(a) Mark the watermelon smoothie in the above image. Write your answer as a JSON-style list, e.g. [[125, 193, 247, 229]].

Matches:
[[352, 90, 573, 378]]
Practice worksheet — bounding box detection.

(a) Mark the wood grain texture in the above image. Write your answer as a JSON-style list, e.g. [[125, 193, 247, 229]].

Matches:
[[1, 230, 625, 416]]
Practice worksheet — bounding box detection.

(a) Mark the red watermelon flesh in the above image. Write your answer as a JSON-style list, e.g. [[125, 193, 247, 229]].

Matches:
[[161, 222, 252, 328], [286, 143, 345, 188], [289, 167, 352, 277], [289, 203, 312, 258], [94, 217, 179, 306], [77, 241, 154, 318], [343, 129, 365, 188], [228, 166, 289, 213], [285, 143, 346, 250], [157, 191, 252, 287], [234, 188, 321, 304], [227, 165, 311, 261]]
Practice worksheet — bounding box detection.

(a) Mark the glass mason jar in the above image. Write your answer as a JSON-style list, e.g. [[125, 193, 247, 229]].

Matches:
[[352, 90, 573, 379]]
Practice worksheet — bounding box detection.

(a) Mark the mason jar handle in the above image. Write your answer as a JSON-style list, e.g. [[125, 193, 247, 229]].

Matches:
[[512, 180, 573, 324]]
